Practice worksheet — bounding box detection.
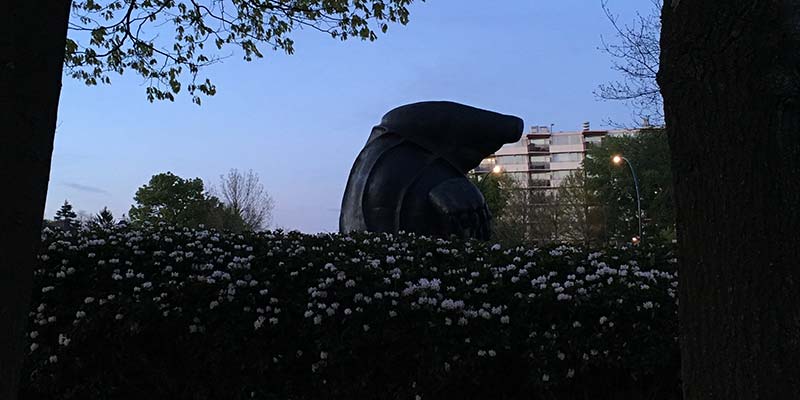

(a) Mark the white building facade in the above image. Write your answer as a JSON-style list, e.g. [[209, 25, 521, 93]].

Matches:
[[473, 123, 636, 191]]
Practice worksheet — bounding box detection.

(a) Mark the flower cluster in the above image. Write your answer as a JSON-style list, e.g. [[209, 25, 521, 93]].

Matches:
[[22, 224, 681, 400]]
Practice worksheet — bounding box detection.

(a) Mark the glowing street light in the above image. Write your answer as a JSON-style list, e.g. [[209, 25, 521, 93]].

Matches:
[[492, 165, 503, 174], [611, 154, 643, 243]]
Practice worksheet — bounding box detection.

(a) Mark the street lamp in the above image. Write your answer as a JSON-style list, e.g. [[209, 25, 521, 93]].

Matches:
[[492, 165, 503, 174], [612, 154, 643, 243]]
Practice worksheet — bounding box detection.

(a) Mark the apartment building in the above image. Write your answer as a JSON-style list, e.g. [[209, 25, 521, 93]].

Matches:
[[472, 122, 635, 191]]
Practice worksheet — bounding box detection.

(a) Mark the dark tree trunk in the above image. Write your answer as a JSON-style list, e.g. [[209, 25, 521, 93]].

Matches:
[[659, 2, 800, 398], [0, 1, 71, 399]]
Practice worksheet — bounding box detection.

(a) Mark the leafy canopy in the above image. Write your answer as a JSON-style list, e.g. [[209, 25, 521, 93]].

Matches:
[[129, 171, 245, 230], [583, 129, 674, 242], [65, 0, 419, 104]]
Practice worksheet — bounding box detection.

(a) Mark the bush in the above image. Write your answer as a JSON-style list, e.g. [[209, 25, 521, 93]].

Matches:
[[21, 224, 681, 400]]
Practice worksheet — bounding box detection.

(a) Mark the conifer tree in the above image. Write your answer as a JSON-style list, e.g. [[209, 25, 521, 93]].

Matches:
[[53, 200, 78, 230], [89, 207, 115, 230]]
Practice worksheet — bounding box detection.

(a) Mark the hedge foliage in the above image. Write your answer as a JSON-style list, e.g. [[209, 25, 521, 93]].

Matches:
[[22, 224, 681, 399]]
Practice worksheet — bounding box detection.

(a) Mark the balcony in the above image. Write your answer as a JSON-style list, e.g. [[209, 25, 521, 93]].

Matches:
[[473, 164, 493, 173], [529, 179, 551, 188], [529, 162, 549, 170], [528, 144, 550, 153]]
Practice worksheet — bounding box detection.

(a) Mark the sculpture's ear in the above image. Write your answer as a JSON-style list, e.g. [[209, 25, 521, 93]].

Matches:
[[366, 126, 388, 144]]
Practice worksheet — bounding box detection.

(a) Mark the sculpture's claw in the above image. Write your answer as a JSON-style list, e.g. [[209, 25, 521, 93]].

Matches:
[[429, 177, 492, 240]]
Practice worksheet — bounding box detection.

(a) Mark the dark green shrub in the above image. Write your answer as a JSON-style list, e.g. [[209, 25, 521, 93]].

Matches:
[[22, 224, 680, 400]]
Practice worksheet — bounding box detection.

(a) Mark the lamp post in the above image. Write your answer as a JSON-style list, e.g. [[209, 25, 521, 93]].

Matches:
[[612, 155, 642, 243]]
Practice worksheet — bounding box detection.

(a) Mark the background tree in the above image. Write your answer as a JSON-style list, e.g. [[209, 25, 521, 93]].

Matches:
[[659, 3, 800, 397], [53, 200, 79, 231], [89, 206, 116, 230], [129, 172, 245, 231], [489, 186, 558, 246], [597, 0, 662, 126], [583, 129, 674, 243], [205, 197, 249, 232], [472, 171, 607, 247], [76, 210, 94, 227], [469, 172, 517, 220], [598, 2, 800, 394], [214, 169, 275, 231], [487, 187, 531, 246], [555, 171, 605, 246], [3, 2, 418, 397], [470, 173, 557, 245]]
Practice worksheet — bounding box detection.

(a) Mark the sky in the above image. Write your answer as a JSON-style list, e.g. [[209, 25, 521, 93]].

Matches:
[[47, 0, 652, 233]]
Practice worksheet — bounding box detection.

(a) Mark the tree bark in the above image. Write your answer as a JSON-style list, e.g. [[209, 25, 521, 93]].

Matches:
[[0, 1, 71, 399], [659, 2, 800, 398]]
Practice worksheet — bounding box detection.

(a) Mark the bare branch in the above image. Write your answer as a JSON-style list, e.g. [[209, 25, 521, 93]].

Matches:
[[215, 169, 274, 231], [596, 0, 663, 127]]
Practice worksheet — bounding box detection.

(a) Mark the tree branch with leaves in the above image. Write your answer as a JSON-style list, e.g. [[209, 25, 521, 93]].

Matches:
[[64, 0, 419, 104], [2, 1, 421, 398]]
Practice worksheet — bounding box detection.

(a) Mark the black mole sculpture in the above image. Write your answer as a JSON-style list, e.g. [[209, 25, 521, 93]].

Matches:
[[339, 101, 523, 239]]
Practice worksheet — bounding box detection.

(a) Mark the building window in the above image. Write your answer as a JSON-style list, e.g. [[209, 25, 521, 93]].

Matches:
[[584, 136, 603, 145], [551, 170, 573, 180], [530, 162, 549, 170], [551, 135, 583, 145], [506, 172, 529, 184], [530, 155, 550, 163], [496, 155, 528, 165], [529, 172, 551, 181], [551, 152, 582, 162], [529, 179, 550, 187]]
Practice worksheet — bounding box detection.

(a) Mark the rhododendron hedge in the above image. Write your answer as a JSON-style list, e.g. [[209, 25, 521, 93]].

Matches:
[[21, 224, 681, 400]]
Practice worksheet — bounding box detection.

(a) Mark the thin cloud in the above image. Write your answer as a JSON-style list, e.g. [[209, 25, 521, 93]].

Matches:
[[63, 182, 110, 195]]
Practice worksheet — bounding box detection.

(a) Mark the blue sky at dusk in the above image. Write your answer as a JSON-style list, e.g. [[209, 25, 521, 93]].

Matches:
[[47, 0, 650, 232]]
